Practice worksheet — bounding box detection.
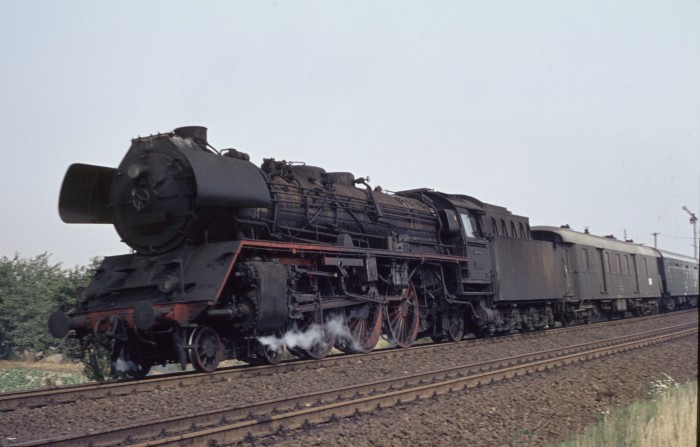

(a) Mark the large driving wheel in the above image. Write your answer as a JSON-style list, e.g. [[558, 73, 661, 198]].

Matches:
[[335, 303, 383, 354], [385, 282, 420, 348], [443, 304, 465, 342], [303, 327, 336, 359], [188, 326, 223, 373], [260, 342, 284, 365], [288, 313, 337, 360], [249, 329, 285, 365]]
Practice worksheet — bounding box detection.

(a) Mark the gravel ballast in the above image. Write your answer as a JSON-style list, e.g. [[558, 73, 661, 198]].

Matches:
[[248, 334, 698, 447], [1, 312, 696, 445]]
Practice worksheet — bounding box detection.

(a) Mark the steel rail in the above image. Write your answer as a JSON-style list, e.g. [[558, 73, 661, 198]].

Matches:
[[9, 321, 697, 447], [0, 309, 695, 413]]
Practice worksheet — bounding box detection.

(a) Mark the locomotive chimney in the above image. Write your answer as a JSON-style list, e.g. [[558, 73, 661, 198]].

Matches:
[[174, 126, 208, 148]]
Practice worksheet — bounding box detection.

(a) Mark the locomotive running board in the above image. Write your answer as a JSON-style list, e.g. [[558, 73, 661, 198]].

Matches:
[[234, 239, 468, 263], [215, 239, 469, 303]]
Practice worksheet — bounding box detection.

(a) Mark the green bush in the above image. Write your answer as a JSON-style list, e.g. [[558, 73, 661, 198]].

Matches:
[[0, 253, 98, 359]]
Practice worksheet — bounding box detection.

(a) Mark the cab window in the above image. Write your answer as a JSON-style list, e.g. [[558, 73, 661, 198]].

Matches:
[[460, 213, 478, 238]]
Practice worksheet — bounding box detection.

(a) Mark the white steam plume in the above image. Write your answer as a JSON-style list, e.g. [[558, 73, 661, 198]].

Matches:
[[113, 356, 137, 373], [258, 314, 361, 354]]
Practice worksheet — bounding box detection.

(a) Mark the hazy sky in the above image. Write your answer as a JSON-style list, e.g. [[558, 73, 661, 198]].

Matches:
[[1, 1, 699, 267]]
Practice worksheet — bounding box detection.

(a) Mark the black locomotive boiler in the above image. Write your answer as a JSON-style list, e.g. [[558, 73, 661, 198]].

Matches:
[[49, 126, 699, 378]]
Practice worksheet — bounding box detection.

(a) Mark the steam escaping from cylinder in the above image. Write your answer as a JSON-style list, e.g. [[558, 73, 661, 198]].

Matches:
[[110, 344, 149, 378], [257, 325, 322, 353], [113, 357, 137, 374], [257, 314, 363, 354]]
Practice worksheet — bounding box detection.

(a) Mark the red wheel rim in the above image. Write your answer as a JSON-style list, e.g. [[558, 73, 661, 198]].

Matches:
[[385, 283, 420, 349], [189, 326, 223, 373], [288, 314, 337, 360], [336, 303, 383, 354]]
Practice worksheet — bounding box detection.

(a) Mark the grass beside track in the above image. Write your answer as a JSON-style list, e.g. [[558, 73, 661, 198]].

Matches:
[[0, 361, 88, 393], [555, 379, 697, 447]]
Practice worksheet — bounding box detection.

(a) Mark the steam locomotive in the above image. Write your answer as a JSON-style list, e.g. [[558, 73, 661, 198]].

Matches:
[[49, 126, 699, 378]]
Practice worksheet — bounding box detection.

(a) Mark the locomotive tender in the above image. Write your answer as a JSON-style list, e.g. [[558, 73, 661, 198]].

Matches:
[[49, 126, 699, 377]]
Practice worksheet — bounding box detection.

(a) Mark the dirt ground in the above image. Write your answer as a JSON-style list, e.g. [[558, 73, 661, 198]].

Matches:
[[0, 357, 83, 374]]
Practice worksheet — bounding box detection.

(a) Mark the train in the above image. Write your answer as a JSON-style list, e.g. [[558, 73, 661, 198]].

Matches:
[[48, 126, 699, 378]]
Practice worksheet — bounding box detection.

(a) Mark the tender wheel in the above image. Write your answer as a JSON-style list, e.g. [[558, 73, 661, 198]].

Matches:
[[509, 308, 522, 332], [560, 309, 576, 327], [443, 305, 464, 342], [385, 282, 420, 349], [335, 303, 383, 354], [664, 300, 675, 312], [522, 307, 537, 331], [188, 326, 223, 373], [543, 306, 555, 328]]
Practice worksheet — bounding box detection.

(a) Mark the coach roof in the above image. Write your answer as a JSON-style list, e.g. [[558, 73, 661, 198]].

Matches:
[[531, 226, 660, 257]]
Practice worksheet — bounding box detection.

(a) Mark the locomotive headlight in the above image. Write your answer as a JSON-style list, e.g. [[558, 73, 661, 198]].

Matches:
[[127, 163, 149, 179]]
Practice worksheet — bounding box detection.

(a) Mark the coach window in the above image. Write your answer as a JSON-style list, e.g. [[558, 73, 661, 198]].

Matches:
[[604, 252, 611, 273], [624, 255, 630, 274], [616, 254, 622, 273], [582, 248, 591, 271]]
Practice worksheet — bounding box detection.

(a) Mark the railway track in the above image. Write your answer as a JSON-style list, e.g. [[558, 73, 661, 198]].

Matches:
[[1, 309, 694, 413], [8, 319, 697, 447]]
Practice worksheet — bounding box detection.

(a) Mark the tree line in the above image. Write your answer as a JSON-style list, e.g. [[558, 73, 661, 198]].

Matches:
[[0, 253, 97, 360]]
